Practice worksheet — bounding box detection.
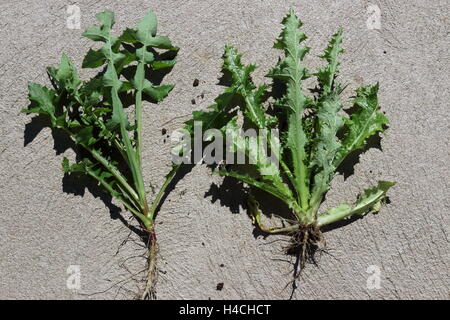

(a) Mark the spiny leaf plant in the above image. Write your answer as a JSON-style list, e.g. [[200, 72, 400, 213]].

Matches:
[[189, 9, 395, 277], [23, 10, 180, 299]]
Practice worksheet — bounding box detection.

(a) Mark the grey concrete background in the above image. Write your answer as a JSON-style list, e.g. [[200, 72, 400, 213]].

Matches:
[[0, 0, 448, 299]]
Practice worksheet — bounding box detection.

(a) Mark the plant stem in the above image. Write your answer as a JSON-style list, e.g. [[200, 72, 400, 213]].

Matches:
[[135, 88, 143, 164]]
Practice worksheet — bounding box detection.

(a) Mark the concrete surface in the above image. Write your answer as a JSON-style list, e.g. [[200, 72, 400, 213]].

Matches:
[[0, 0, 448, 299]]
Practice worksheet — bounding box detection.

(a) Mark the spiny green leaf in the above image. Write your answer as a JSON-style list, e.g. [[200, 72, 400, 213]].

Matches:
[[335, 84, 389, 166], [268, 10, 309, 81], [316, 28, 344, 94], [224, 117, 288, 191], [222, 45, 267, 129], [191, 9, 394, 228], [309, 29, 345, 210], [268, 9, 311, 210], [317, 181, 396, 226], [273, 9, 307, 51]]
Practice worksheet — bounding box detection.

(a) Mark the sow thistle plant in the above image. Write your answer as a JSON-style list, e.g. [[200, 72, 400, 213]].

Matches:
[[23, 10, 179, 299], [189, 9, 395, 274]]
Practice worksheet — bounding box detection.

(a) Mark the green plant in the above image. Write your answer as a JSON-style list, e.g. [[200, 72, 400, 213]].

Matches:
[[23, 10, 179, 299], [189, 9, 395, 275]]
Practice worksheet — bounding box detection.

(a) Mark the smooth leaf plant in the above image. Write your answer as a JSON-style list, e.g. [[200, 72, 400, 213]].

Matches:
[[23, 10, 179, 299], [189, 9, 395, 274]]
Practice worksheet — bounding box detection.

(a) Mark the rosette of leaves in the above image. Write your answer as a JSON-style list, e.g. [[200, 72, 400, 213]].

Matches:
[[189, 9, 395, 277], [23, 10, 179, 299]]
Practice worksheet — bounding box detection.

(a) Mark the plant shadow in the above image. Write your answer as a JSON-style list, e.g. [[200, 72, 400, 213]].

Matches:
[[24, 115, 75, 155], [336, 133, 383, 179], [24, 112, 192, 241], [151, 164, 195, 220], [204, 176, 245, 214]]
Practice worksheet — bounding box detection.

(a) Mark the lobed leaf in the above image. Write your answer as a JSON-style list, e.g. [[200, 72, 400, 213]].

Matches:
[[267, 9, 311, 210], [317, 181, 396, 226], [222, 45, 268, 129], [335, 84, 389, 166], [309, 29, 345, 210]]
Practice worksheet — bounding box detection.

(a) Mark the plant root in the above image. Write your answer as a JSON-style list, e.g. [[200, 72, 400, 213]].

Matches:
[[141, 229, 158, 300], [285, 223, 325, 278]]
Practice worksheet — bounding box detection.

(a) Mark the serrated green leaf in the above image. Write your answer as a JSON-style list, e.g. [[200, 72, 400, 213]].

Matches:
[[222, 45, 267, 129], [25, 83, 56, 122], [273, 9, 307, 51], [335, 84, 389, 166], [267, 9, 311, 210], [315, 28, 344, 94], [309, 29, 345, 211], [317, 181, 396, 226], [224, 118, 289, 194], [191, 9, 394, 228], [184, 90, 236, 135]]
